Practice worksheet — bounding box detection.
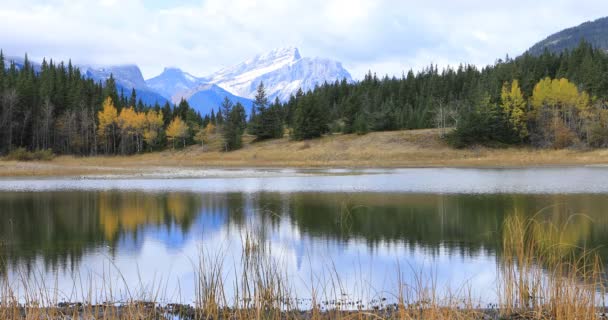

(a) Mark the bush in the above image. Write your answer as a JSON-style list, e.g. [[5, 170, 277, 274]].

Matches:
[[3, 148, 55, 161]]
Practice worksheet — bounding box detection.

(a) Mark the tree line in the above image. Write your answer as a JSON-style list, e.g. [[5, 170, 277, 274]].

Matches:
[[247, 40, 608, 148], [0, 52, 213, 156], [4, 40, 608, 157]]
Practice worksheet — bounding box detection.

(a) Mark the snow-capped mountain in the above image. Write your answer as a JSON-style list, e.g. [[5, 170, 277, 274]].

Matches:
[[79, 64, 168, 105], [143, 46, 351, 115], [80, 64, 148, 90], [202, 47, 352, 101], [146, 67, 202, 101]]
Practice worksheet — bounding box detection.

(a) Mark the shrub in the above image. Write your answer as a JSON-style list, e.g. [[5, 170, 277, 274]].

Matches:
[[3, 148, 55, 161], [32, 149, 55, 161]]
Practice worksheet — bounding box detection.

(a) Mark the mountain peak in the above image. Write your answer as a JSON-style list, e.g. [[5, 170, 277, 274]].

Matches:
[[146, 66, 202, 100], [258, 46, 301, 62], [205, 47, 351, 101], [79, 64, 147, 89], [162, 66, 183, 73]]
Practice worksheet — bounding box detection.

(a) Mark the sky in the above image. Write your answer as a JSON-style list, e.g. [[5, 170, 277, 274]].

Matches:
[[1, 0, 607, 80]]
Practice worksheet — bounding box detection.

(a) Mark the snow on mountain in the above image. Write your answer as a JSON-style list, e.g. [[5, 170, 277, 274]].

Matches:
[[79, 64, 148, 90], [202, 47, 352, 101], [146, 67, 203, 101], [79, 64, 168, 105], [4, 56, 42, 72]]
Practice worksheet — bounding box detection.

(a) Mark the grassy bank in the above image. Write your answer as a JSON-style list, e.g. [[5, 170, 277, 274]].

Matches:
[[0, 215, 605, 319], [2, 129, 608, 177]]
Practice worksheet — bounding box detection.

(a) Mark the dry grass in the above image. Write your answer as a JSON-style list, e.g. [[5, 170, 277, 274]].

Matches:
[[0, 214, 605, 319], [3, 129, 608, 177], [498, 213, 606, 320]]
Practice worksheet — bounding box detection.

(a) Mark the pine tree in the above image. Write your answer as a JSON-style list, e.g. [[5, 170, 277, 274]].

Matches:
[[161, 102, 172, 126], [293, 95, 327, 140], [220, 97, 233, 124], [222, 101, 246, 151], [103, 75, 119, 111], [129, 88, 137, 108], [250, 82, 283, 140]]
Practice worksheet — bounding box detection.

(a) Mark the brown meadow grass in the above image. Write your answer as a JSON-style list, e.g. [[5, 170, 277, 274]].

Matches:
[[3, 129, 608, 177]]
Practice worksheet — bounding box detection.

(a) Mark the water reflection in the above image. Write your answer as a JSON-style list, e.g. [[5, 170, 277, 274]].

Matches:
[[0, 191, 607, 302]]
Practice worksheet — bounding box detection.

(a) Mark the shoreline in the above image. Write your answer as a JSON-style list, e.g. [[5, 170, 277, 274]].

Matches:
[[2, 129, 608, 178]]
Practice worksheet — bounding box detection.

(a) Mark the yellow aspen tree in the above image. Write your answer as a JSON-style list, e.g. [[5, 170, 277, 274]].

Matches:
[[500, 80, 528, 139], [204, 122, 216, 135], [97, 97, 118, 154], [133, 110, 146, 152], [118, 107, 138, 154], [166, 116, 189, 149], [143, 110, 164, 148], [531, 77, 552, 111], [530, 77, 592, 148]]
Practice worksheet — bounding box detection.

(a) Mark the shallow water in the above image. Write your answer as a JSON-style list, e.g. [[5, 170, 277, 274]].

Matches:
[[0, 168, 607, 306]]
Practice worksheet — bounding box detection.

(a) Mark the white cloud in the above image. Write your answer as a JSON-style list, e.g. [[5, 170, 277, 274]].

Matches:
[[0, 0, 607, 79]]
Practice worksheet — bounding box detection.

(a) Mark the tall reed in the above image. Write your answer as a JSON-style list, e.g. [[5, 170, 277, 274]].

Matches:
[[499, 213, 606, 319], [0, 214, 605, 319]]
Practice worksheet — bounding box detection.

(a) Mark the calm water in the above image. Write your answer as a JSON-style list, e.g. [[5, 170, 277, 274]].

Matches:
[[1, 168, 608, 305]]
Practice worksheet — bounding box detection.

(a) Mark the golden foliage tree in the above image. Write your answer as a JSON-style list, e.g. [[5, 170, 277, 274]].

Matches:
[[166, 116, 189, 149], [531, 78, 589, 112], [530, 78, 591, 148], [117, 107, 146, 153], [97, 97, 118, 153], [144, 110, 164, 149], [501, 80, 528, 139]]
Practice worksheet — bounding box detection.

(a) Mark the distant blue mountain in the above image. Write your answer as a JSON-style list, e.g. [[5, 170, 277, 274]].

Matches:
[[3, 57, 168, 106], [79, 64, 169, 106], [5, 56, 41, 72], [185, 84, 254, 116], [146, 67, 202, 101]]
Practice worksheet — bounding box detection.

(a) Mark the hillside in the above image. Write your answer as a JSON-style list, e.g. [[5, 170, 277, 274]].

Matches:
[[528, 16, 608, 55]]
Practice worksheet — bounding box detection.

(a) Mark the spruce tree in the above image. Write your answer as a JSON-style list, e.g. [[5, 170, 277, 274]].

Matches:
[[293, 95, 327, 140], [250, 82, 283, 140], [129, 88, 137, 108], [222, 100, 246, 151]]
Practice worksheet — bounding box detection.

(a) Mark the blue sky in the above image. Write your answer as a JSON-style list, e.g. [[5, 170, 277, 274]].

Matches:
[[1, 0, 607, 79]]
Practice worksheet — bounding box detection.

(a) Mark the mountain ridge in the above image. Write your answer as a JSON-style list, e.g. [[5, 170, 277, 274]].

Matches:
[[528, 16, 608, 55], [201, 47, 352, 101]]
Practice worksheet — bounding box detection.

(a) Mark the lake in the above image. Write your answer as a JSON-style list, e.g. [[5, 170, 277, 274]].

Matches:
[[1, 167, 607, 307]]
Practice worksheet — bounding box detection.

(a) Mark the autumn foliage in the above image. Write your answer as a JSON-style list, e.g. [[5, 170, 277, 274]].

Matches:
[[96, 98, 165, 154], [451, 76, 603, 149], [165, 116, 189, 149]]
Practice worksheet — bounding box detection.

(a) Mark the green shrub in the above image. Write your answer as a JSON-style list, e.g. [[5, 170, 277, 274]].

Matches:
[[32, 149, 55, 161], [4, 148, 55, 161]]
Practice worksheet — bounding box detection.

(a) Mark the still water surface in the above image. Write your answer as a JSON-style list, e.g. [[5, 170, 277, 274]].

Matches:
[[0, 168, 607, 305]]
